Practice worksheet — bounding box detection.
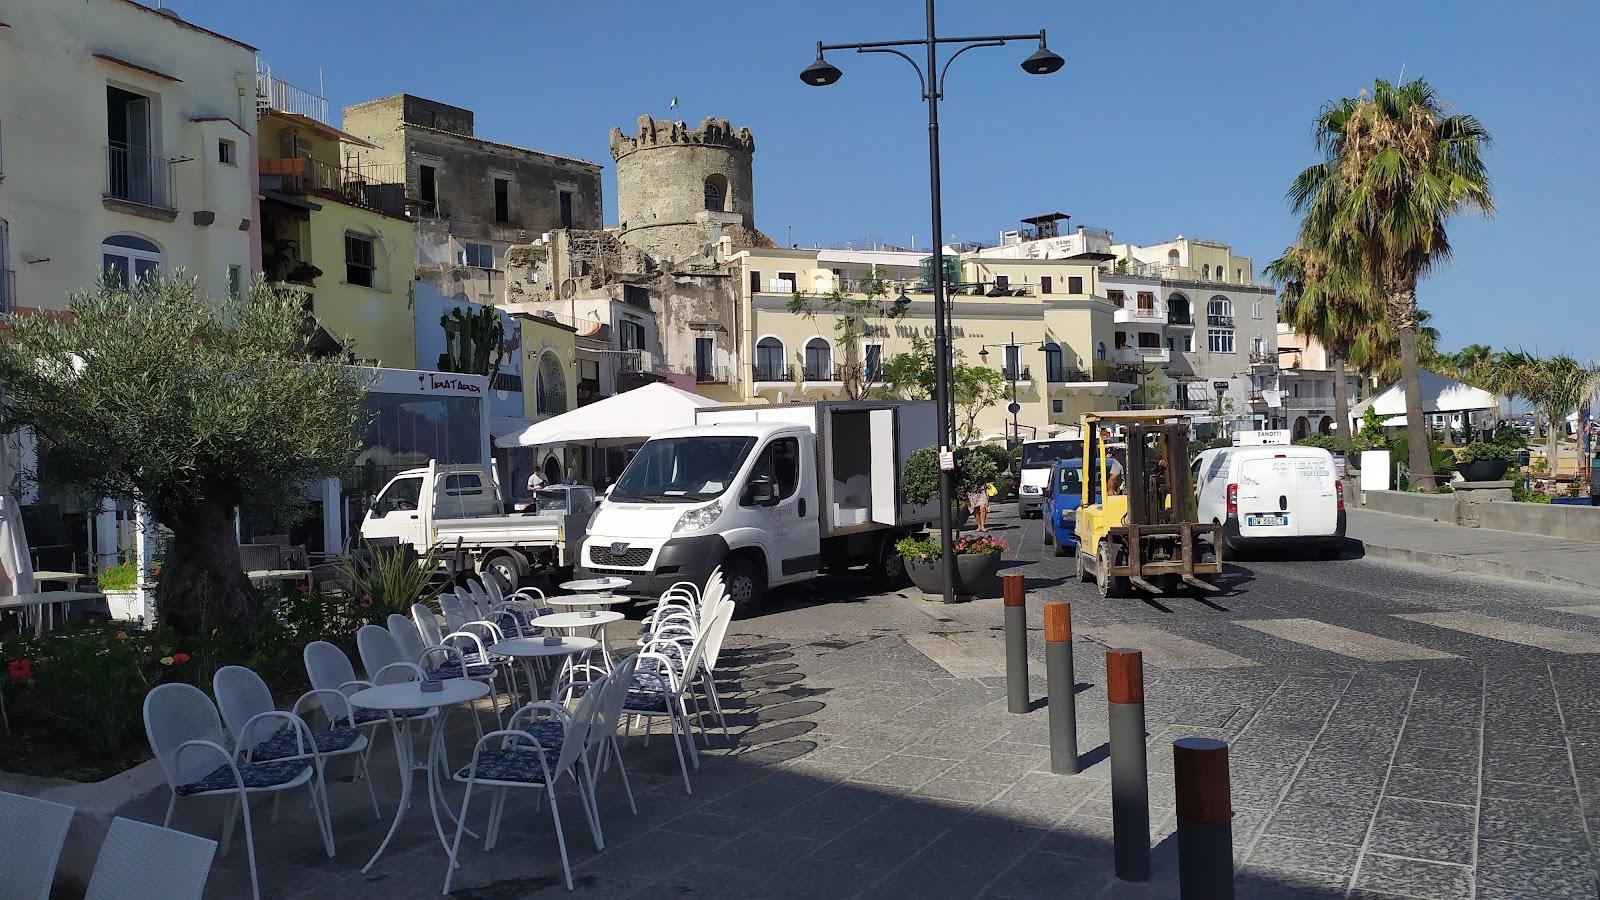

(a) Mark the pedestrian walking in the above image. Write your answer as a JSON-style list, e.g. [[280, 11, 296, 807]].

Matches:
[[968, 481, 990, 531]]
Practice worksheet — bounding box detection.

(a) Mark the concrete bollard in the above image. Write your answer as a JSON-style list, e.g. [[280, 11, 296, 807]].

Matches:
[[1003, 574, 1029, 714], [1107, 648, 1150, 882], [1044, 599, 1079, 774], [1174, 737, 1234, 900]]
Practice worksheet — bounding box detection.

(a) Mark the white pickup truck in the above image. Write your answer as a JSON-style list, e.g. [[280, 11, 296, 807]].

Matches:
[[577, 400, 939, 605], [360, 462, 594, 587]]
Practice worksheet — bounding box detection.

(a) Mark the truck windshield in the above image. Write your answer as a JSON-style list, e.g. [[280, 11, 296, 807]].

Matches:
[[610, 436, 757, 503], [1022, 441, 1082, 467]]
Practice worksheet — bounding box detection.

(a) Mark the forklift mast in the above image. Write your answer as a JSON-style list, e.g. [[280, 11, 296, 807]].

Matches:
[[1124, 424, 1197, 526]]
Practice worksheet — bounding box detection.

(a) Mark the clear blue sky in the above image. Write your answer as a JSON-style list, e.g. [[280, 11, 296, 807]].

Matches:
[[181, 0, 1596, 358]]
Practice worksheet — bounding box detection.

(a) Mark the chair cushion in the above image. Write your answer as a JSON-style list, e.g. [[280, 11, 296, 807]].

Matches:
[[457, 749, 551, 785], [176, 759, 309, 796], [428, 659, 498, 680], [251, 727, 361, 761], [344, 706, 428, 726], [623, 670, 672, 712], [521, 721, 565, 755]]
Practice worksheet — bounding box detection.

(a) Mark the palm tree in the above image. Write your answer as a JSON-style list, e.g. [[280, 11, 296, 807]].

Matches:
[[1289, 78, 1494, 491], [1265, 244, 1375, 441], [1356, 307, 1441, 386], [1480, 353, 1597, 471]]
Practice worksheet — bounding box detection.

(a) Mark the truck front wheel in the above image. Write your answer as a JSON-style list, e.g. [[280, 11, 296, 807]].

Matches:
[[722, 554, 765, 607]]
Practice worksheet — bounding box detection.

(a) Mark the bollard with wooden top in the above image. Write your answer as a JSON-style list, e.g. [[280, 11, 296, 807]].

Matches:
[[1174, 737, 1234, 899], [1044, 599, 1078, 774], [1107, 648, 1150, 882], [1002, 574, 1029, 714]]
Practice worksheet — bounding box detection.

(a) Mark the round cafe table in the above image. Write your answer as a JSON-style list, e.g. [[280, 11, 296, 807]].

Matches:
[[489, 636, 598, 701], [544, 594, 632, 609], [531, 610, 625, 671], [559, 576, 632, 596], [349, 678, 490, 873]]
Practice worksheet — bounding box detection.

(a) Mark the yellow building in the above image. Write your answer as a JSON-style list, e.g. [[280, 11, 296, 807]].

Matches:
[[731, 247, 1134, 443], [256, 103, 417, 367], [519, 315, 579, 423]]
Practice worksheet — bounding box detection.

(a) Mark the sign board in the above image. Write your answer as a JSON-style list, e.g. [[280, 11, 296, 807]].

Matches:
[[1212, 380, 1231, 392], [1232, 429, 1290, 447], [1007, 402, 1021, 415], [938, 448, 955, 472], [1360, 450, 1392, 492]]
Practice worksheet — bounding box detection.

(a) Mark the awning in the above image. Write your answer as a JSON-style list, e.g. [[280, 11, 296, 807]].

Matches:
[[496, 383, 719, 448]]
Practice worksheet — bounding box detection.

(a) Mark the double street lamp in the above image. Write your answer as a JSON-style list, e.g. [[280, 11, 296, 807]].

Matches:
[[803, 1, 1063, 605], [979, 333, 1046, 449]]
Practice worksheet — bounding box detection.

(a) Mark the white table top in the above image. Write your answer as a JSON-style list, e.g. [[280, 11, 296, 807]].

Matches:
[[348, 679, 489, 711], [531, 610, 625, 630], [490, 636, 599, 658], [246, 569, 313, 579], [545, 595, 632, 607], [32, 571, 85, 583], [0, 590, 106, 610], [559, 577, 632, 593]]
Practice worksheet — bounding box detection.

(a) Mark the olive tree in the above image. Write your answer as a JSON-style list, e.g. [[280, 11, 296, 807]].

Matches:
[[0, 274, 371, 634]]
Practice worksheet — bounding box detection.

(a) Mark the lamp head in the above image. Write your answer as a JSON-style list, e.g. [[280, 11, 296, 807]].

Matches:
[[801, 45, 843, 86], [1020, 33, 1064, 76]]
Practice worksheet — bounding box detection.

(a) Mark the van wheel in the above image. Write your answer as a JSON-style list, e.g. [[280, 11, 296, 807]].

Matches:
[[483, 552, 526, 590], [723, 555, 765, 606], [870, 537, 910, 590]]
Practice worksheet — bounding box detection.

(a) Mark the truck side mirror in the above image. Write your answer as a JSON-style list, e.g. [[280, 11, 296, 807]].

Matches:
[[745, 475, 778, 506]]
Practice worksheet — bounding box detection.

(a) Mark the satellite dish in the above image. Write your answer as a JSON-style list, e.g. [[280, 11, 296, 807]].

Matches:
[[561, 278, 577, 299]]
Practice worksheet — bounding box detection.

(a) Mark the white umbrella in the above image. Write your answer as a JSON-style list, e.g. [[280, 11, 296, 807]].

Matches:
[[0, 428, 36, 596], [496, 383, 721, 447]]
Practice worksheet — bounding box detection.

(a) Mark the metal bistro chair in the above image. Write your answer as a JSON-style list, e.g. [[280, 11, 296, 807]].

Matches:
[[0, 789, 76, 900], [84, 816, 218, 900]]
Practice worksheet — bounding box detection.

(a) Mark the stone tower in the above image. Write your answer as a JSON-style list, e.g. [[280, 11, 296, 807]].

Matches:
[[610, 115, 758, 261]]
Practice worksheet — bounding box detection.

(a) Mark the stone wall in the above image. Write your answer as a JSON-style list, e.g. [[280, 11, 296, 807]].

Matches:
[[1363, 489, 1600, 541], [611, 115, 756, 262]]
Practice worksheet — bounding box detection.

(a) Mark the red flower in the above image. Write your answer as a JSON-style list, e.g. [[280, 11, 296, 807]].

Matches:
[[171, 652, 191, 664], [296, 583, 310, 594], [359, 594, 373, 607], [8, 659, 33, 682]]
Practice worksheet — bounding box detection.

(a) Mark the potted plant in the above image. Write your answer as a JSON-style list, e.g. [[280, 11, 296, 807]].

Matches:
[[1456, 441, 1514, 482], [896, 445, 1006, 597]]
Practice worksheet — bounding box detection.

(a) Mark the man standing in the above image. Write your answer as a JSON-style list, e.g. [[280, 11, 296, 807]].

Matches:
[[527, 468, 549, 494]]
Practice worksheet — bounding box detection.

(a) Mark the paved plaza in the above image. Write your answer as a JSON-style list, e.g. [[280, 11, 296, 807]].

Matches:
[[128, 502, 1600, 899]]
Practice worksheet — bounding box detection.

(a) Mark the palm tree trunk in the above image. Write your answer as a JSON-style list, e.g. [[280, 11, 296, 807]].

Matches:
[[1546, 405, 1560, 483], [1396, 300, 1437, 492], [1332, 355, 1351, 448]]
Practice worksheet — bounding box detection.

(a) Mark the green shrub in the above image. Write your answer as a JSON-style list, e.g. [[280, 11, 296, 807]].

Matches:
[[902, 445, 1000, 505], [1491, 422, 1528, 448], [1296, 433, 1344, 452], [1461, 441, 1515, 463]]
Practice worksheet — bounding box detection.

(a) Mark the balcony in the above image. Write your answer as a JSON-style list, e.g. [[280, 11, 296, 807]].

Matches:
[[1114, 346, 1171, 365], [1249, 350, 1278, 369], [255, 68, 329, 123], [1001, 366, 1033, 385], [616, 349, 660, 375], [104, 145, 176, 214], [259, 157, 408, 217], [0, 268, 13, 315], [753, 364, 793, 384], [1207, 314, 1234, 328], [1167, 309, 1195, 328], [1046, 366, 1109, 384], [803, 364, 844, 383], [1113, 302, 1165, 325], [577, 377, 603, 404]]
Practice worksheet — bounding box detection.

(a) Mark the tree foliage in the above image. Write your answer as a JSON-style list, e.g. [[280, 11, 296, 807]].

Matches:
[[0, 274, 372, 634], [877, 335, 1006, 441], [900, 445, 1000, 505], [784, 267, 909, 400]]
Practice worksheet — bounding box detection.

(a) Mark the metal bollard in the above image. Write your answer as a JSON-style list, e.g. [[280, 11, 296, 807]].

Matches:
[[1107, 648, 1150, 882], [1175, 737, 1234, 900], [1044, 600, 1079, 774], [1003, 574, 1029, 714]]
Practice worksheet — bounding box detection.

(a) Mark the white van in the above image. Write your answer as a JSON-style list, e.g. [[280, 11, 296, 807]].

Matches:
[[1016, 434, 1083, 518], [1192, 445, 1345, 556]]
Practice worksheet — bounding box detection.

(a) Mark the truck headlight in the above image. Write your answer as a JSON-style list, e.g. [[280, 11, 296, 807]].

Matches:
[[673, 500, 722, 534]]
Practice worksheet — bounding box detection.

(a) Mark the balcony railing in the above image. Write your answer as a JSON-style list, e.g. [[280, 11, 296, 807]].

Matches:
[[1047, 367, 1106, 383], [1249, 350, 1277, 367], [1114, 302, 1165, 324], [803, 364, 843, 382], [1114, 346, 1172, 365], [753, 364, 792, 383], [1167, 310, 1194, 326], [616, 349, 660, 375], [0, 268, 13, 315], [255, 68, 329, 123], [1002, 366, 1033, 383], [260, 158, 408, 217], [105, 145, 175, 209], [694, 366, 732, 385], [1207, 314, 1235, 328]]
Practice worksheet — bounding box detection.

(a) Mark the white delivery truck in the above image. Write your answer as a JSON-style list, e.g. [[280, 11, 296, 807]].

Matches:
[[360, 462, 594, 587], [577, 400, 940, 605], [1192, 434, 1345, 558]]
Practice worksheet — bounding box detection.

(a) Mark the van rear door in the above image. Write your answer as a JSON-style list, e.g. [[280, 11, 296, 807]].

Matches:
[[1236, 450, 1336, 538]]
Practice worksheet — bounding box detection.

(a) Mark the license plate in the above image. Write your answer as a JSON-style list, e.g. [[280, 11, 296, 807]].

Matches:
[[1246, 514, 1287, 527]]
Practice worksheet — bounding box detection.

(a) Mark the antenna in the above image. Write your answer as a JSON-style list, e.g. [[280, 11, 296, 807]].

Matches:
[[1397, 62, 1406, 83]]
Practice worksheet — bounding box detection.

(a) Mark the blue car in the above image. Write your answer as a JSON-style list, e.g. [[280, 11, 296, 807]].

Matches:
[[1041, 458, 1085, 557]]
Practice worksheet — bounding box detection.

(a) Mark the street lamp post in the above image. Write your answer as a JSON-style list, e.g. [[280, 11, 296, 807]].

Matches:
[[804, 1, 1062, 605], [979, 331, 1028, 448]]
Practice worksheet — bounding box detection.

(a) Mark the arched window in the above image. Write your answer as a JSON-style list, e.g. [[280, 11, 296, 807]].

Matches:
[[1201, 264, 1210, 280], [804, 337, 832, 380], [704, 173, 729, 212], [755, 336, 785, 380], [1251, 336, 1265, 357], [1095, 341, 1107, 360], [536, 351, 567, 416], [101, 234, 161, 288], [1207, 296, 1232, 320], [1206, 296, 1235, 353], [1166, 249, 1180, 266], [1043, 341, 1064, 381], [1167, 292, 1191, 326]]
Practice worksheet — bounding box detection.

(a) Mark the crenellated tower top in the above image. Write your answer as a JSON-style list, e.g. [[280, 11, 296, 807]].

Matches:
[[609, 115, 756, 162]]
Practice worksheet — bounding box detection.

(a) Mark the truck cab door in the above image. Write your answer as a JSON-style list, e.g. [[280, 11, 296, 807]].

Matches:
[[362, 475, 425, 548], [743, 434, 819, 584]]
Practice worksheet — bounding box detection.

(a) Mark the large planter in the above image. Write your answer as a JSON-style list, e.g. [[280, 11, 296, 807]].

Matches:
[[1455, 459, 1510, 482], [905, 550, 1004, 597]]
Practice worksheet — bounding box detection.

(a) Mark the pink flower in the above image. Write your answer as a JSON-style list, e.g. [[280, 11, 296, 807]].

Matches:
[[359, 594, 373, 608], [8, 659, 33, 682]]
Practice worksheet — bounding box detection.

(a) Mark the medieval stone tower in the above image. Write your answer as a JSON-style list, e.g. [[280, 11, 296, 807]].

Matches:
[[609, 115, 759, 261]]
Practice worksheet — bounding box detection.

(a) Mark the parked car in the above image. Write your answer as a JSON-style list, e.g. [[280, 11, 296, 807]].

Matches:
[[1041, 458, 1084, 557], [1192, 444, 1345, 557], [1016, 437, 1083, 519]]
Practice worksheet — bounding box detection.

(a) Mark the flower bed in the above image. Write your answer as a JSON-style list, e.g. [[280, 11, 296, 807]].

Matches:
[[1, 590, 376, 781]]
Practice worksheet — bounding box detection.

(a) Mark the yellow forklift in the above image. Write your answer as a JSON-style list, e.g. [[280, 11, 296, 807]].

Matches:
[[1074, 410, 1223, 598]]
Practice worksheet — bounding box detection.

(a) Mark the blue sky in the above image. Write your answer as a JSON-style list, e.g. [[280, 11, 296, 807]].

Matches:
[[182, 0, 1596, 357]]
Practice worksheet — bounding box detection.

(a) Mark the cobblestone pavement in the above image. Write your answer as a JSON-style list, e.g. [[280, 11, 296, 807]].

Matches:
[[155, 503, 1599, 898]]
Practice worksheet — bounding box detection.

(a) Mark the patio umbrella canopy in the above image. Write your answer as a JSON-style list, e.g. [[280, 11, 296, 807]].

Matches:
[[1348, 370, 1500, 432], [496, 383, 721, 448], [0, 428, 36, 596]]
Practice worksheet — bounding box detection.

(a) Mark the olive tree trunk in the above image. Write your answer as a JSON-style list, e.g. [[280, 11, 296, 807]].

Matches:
[[155, 503, 258, 635]]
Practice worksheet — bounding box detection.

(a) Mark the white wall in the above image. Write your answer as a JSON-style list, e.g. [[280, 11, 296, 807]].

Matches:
[[0, 0, 257, 313]]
